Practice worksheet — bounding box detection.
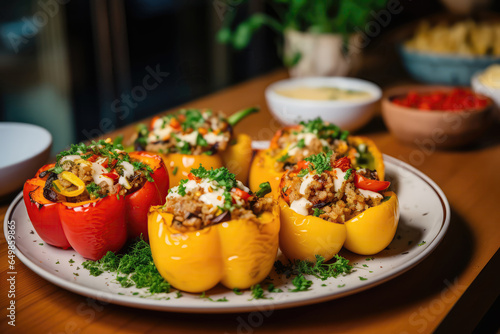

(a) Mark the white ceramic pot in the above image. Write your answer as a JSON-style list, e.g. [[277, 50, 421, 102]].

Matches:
[[284, 29, 363, 78]]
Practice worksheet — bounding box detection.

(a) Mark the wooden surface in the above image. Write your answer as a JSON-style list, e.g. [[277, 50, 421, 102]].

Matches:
[[1, 69, 500, 334]]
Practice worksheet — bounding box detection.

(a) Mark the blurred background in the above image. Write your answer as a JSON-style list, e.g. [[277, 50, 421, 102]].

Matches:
[[0, 0, 499, 153]]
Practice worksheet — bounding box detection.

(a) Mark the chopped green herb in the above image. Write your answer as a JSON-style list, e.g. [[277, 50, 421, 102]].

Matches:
[[297, 169, 309, 177], [362, 264, 368, 268], [82, 238, 171, 294], [73, 273, 79, 276], [338, 284, 345, 288], [275, 254, 352, 281], [55, 261, 60, 264], [321, 284, 327, 287], [175, 291, 183, 299], [313, 208, 324, 217], [418, 241, 426, 246], [289, 274, 312, 292], [267, 283, 283, 293], [277, 153, 289, 162], [249, 284, 271, 300], [359, 276, 368, 281], [233, 288, 243, 295], [304, 151, 333, 175], [39, 243, 44, 246], [172, 166, 178, 176], [69, 259, 75, 263], [344, 168, 353, 180], [296, 138, 306, 148]]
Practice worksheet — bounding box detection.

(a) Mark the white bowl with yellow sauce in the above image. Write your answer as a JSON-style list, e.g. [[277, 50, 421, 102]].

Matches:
[[472, 65, 500, 119], [265, 77, 382, 131]]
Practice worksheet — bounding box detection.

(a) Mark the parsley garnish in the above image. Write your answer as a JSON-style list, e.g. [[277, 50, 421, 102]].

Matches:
[[296, 138, 305, 148], [344, 168, 353, 180], [172, 166, 178, 176], [82, 238, 171, 294], [267, 283, 283, 293], [277, 153, 289, 162], [418, 241, 426, 246], [313, 208, 324, 217], [382, 196, 391, 203], [304, 151, 333, 175], [289, 274, 312, 292], [297, 169, 309, 177], [274, 254, 352, 281], [233, 288, 243, 295], [359, 276, 368, 281], [249, 284, 271, 300]]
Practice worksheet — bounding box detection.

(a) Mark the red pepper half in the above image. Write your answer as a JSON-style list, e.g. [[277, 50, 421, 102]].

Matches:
[[22, 151, 169, 260]]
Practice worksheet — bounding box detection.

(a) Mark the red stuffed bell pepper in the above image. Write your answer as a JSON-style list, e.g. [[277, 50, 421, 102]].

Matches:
[[23, 139, 169, 260]]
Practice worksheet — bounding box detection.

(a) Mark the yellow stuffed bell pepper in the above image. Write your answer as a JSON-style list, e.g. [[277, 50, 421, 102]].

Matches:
[[147, 166, 279, 293], [249, 118, 385, 196], [133, 107, 257, 187], [344, 191, 399, 255], [279, 198, 346, 262], [278, 152, 399, 262]]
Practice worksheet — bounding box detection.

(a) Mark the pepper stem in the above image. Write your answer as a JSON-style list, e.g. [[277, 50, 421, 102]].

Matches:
[[227, 107, 259, 127]]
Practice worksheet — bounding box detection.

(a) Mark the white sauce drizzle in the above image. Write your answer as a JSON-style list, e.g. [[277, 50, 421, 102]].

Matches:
[[333, 168, 347, 192], [290, 197, 312, 216], [358, 188, 383, 199], [299, 172, 316, 195]]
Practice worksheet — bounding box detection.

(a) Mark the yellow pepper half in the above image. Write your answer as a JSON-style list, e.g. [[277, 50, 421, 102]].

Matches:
[[158, 133, 253, 187], [249, 135, 385, 196], [344, 191, 399, 255], [279, 191, 399, 262], [278, 198, 346, 262], [148, 203, 280, 293], [52, 171, 85, 197]]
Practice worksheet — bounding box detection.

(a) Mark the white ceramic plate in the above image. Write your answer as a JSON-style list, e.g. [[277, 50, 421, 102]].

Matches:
[[4, 147, 450, 313]]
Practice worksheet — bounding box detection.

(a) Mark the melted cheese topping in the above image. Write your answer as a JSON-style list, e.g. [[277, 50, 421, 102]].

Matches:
[[290, 197, 312, 216]]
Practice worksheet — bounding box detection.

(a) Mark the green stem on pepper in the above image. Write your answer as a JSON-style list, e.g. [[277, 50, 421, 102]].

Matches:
[[227, 107, 259, 127]]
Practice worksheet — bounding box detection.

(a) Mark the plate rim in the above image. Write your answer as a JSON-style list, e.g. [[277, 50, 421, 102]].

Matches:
[[3, 154, 451, 313]]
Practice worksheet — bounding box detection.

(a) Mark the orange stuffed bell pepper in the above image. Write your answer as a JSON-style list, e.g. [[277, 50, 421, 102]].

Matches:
[[132, 107, 257, 187], [23, 139, 169, 260], [278, 152, 399, 262], [249, 118, 385, 197], [148, 166, 279, 293]]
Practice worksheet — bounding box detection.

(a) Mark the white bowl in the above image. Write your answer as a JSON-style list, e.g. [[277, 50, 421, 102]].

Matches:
[[0, 123, 52, 197], [265, 77, 382, 132], [471, 73, 500, 120]]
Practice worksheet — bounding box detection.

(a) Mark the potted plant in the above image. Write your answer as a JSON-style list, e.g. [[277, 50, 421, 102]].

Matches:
[[218, 0, 388, 77]]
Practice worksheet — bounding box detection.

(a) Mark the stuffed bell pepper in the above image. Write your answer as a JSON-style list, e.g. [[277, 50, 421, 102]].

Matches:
[[249, 118, 385, 196], [23, 139, 169, 260], [148, 166, 279, 293], [279, 151, 399, 261], [133, 107, 257, 186]]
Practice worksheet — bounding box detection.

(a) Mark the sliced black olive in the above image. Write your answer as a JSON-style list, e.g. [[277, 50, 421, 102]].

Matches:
[[313, 202, 329, 209], [211, 211, 231, 224], [39, 170, 49, 178]]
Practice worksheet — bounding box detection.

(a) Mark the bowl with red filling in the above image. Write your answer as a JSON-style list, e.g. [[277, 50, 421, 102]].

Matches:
[[382, 85, 493, 148]]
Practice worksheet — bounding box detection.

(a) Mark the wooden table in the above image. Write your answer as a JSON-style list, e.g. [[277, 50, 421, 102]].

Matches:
[[1, 70, 499, 334]]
